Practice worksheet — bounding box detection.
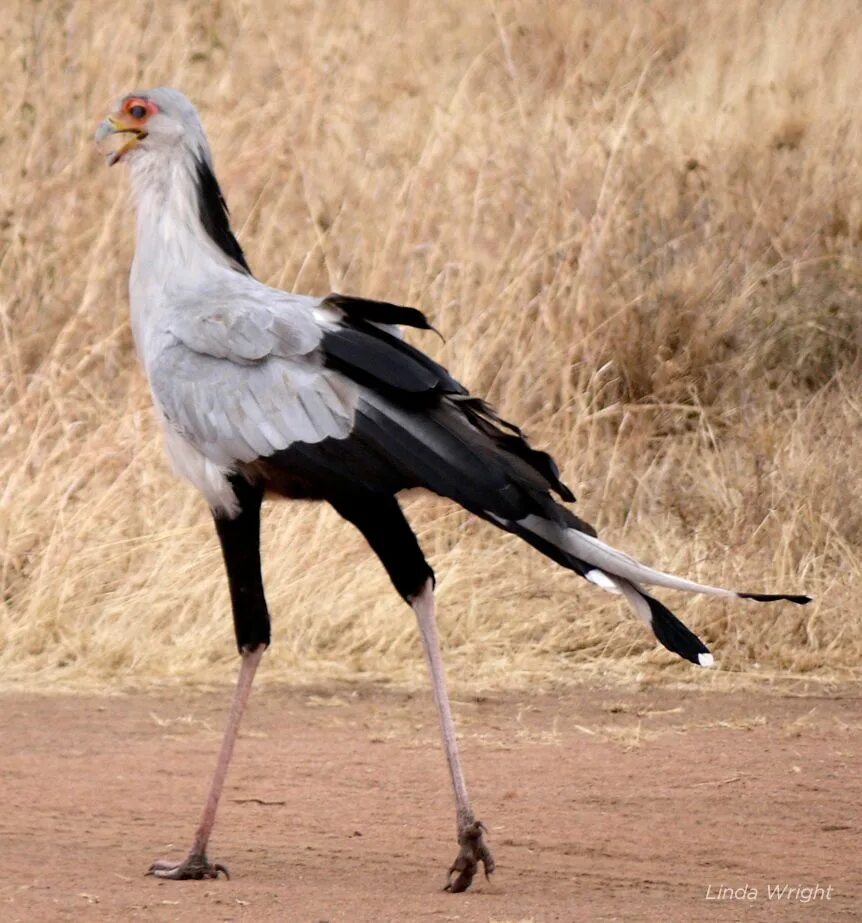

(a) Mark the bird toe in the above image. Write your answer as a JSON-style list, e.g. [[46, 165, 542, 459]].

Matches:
[[147, 853, 230, 880], [444, 819, 494, 893]]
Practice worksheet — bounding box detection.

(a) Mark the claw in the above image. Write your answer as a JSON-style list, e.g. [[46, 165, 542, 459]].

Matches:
[[444, 819, 495, 893], [147, 853, 230, 880]]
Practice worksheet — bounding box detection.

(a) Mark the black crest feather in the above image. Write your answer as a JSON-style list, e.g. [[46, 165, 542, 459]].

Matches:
[[324, 293, 435, 332], [194, 157, 251, 274]]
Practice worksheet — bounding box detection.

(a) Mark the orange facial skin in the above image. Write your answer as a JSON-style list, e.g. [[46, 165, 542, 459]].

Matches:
[[96, 96, 160, 164], [118, 95, 160, 127]]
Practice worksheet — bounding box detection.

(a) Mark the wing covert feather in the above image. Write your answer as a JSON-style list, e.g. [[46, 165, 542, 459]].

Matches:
[[166, 283, 323, 365]]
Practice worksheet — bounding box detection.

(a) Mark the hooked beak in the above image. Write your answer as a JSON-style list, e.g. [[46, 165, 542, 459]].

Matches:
[[95, 114, 148, 166]]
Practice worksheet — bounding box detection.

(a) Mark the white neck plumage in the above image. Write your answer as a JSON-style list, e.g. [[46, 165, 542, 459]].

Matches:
[[127, 143, 250, 360], [130, 145, 242, 279]]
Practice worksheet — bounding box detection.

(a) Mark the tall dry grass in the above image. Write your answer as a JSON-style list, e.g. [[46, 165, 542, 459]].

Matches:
[[1, 0, 859, 692]]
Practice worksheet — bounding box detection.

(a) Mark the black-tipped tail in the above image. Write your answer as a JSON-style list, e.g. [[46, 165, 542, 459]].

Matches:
[[738, 592, 812, 605], [643, 593, 714, 667]]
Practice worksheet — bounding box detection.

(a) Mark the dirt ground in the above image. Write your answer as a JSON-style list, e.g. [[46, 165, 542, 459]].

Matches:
[[1, 681, 859, 922]]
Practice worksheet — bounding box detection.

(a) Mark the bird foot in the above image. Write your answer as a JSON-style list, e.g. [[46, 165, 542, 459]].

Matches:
[[147, 852, 230, 880], [444, 819, 495, 892]]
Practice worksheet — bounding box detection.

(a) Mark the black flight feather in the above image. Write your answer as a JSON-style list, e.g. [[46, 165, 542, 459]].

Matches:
[[321, 321, 465, 402], [453, 396, 576, 503]]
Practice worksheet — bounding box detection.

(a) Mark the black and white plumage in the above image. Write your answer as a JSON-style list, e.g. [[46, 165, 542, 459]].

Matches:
[[96, 87, 810, 888]]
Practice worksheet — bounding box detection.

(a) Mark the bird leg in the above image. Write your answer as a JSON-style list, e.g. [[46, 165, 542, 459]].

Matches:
[[147, 643, 265, 880], [410, 579, 495, 892]]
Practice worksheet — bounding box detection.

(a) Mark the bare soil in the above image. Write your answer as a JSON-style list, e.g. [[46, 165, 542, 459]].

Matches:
[[1, 682, 859, 922]]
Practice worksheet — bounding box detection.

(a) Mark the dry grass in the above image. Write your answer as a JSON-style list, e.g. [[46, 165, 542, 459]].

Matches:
[[1, 0, 860, 693]]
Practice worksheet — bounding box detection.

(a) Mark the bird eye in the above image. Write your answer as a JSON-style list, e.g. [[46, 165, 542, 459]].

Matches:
[[129, 104, 147, 119]]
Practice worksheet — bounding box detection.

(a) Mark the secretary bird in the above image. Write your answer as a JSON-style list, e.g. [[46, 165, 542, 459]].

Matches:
[[96, 88, 810, 890]]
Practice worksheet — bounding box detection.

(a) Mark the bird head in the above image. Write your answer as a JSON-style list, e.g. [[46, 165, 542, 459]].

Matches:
[[95, 87, 210, 167]]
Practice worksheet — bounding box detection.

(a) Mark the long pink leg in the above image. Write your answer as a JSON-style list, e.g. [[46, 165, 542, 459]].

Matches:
[[410, 579, 495, 892], [148, 644, 266, 880]]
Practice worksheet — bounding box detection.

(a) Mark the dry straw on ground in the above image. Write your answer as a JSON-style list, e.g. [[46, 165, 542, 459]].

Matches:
[[1, 0, 859, 692]]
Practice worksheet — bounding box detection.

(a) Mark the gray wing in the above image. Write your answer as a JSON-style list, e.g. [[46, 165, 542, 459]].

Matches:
[[165, 283, 323, 362], [148, 283, 358, 467]]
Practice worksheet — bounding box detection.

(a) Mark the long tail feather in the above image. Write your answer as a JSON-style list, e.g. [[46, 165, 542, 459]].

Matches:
[[496, 512, 810, 667], [519, 514, 811, 605], [615, 577, 714, 667]]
